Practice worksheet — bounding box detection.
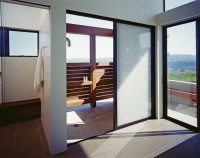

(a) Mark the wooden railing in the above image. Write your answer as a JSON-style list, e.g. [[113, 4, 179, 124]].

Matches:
[[96, 63, 113, 101], [168, 89, 196, 101], [66, 62, 113, 108]]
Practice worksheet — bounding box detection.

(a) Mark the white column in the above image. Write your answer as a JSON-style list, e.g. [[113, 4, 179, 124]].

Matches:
[[49, 3, 67, 155], [156, 25, 163, 119]]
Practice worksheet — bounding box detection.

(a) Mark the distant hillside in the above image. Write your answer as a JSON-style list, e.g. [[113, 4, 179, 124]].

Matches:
[[167, 54, 196, 82], [167, 54, 196, 71]]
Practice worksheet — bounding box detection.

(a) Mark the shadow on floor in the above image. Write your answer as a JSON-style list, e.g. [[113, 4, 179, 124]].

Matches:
[[156, 133, 200, 158]]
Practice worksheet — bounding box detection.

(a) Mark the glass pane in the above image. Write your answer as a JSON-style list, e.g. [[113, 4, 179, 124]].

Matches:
[[165, 0, 195, 11], [167, 22, 197, 127], [66, 33, 90, 63], [9, 31, 38, 56], [117, 23, 151, 126], [96, 36, 113, 62]]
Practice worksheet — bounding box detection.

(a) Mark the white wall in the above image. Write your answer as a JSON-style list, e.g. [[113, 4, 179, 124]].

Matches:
[[66, 0, 163, 25], [1, 2, 50, 104], [49, 3, 67, 155], [157, 1, 200, 25], [16, 0, 68, 155], [1, 2, 43, 30], [39, 9, 50, 149], [156, 25, 163, 119], [3, 57, 38, 102]]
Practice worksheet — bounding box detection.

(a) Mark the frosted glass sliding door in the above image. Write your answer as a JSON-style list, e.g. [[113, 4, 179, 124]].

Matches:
[[116, 23, 152, 126]]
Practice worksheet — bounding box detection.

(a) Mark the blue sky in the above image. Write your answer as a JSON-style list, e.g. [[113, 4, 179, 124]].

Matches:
[[167, 21, 196, 55], [166, 0, 196, 55]]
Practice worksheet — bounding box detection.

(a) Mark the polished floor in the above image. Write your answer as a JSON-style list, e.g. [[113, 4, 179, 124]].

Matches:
[[0, 118, 198, 158], [67, 99, 113, 144], [67, 119, 196, 158], [0, 118, 50, 158]]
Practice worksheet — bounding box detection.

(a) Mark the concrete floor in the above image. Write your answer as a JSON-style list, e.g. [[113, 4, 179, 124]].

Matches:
[[67, 119, 196, 158], [0, 117, 197, 158], [1, 99, 199, 158], [67, 99, 113, 144]]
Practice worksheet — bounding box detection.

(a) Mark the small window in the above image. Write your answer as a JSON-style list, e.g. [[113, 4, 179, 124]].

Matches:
[[9, 30, 38, 56]]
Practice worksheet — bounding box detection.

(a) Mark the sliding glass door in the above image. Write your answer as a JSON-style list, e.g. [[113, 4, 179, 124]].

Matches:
[[164, 20, 198, 127], [114, 22, 155, 127]]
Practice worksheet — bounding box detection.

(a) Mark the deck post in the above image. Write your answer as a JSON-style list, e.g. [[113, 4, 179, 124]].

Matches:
[[90, 35, 96, 108]]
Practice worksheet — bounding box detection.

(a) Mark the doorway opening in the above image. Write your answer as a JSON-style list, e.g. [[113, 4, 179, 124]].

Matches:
[[66, 13, 114, 144]]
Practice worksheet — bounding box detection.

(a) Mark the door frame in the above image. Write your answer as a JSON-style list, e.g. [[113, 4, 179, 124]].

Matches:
[[162, 18, 200, 131], [66, 10, 156, 131], [113, 21, 156, 130]]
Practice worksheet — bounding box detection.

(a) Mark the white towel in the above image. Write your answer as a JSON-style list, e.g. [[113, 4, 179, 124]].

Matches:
[[34, 48, 44, 94]]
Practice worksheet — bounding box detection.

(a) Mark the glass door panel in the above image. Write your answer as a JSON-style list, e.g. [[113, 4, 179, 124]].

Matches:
[[166, 21, 197, 127], [116, 23, 152, 127]]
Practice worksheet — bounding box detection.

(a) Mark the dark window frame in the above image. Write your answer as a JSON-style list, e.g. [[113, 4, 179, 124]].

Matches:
[[66, 10, 156, 131], [1, 27, 39, 57], [163, 18, 200, 132]]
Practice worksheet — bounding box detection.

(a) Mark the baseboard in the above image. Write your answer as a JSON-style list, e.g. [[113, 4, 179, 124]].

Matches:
[[0, 98, 41, 126]]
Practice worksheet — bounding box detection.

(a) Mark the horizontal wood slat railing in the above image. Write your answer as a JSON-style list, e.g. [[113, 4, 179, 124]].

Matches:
[[66, 62, 113, 108], [168, 89, 197, 101], [96, 62, 113, 101]]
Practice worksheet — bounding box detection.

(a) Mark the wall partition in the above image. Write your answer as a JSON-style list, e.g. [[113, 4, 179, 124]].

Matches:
[[114, 22, 155, 128], [0, 2, 3, 125], [163, 18, 200, 129]]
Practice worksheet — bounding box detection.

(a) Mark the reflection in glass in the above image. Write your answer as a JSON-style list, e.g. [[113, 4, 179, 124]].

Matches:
[[167, 22, 197, 126]]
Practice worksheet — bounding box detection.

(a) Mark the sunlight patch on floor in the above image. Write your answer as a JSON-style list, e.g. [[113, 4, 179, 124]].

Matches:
[[67, 139, 83, 144], [67, 111, 85, 125], [168, 109, 197, 127]]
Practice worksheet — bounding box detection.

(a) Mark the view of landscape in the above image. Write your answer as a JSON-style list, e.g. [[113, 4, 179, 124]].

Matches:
[[167, 54, 196, 83]]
